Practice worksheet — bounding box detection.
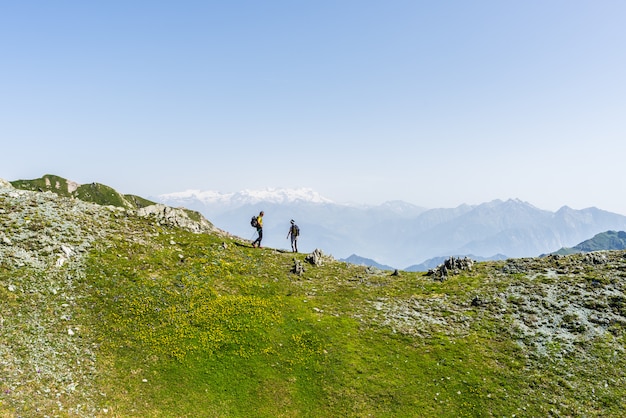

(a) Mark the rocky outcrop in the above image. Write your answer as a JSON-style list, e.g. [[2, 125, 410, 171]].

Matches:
[[0, 177, 13, 189], [427, 256, 474, 281], [305, 248, 333, 266], [291, 258, 305, 275], [136, 203, 226, 235]]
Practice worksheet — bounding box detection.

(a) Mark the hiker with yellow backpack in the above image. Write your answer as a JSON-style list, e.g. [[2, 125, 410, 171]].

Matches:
[[250, 211, 264, 248]]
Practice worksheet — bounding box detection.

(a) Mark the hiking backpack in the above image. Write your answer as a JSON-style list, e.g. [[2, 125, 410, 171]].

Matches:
[[250, 216, 259, 228]]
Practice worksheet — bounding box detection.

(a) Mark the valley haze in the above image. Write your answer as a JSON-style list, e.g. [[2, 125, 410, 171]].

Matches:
[[154, 187, 626, 269]]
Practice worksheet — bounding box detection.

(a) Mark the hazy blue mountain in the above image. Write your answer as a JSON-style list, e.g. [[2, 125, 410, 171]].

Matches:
[[340, 254, 396, 271], [154, 189, 626, 269]]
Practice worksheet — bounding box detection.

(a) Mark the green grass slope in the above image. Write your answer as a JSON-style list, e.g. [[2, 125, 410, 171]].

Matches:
[[1, 183, 626, 417], [10, 174, 77, 197]]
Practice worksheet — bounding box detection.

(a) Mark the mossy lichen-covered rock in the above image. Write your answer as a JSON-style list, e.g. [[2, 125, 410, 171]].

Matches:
[[0, 178, 13, 189], [136, 203, 225, 235]]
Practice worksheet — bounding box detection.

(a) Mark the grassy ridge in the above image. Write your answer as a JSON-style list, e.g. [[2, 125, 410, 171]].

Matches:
[[10, 174, 155, 209], [554, 230, 626, 255], [77, 224, 626, 416]]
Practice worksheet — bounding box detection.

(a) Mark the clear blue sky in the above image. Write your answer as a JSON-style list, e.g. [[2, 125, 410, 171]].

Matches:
[[2, 1, 625, 214]]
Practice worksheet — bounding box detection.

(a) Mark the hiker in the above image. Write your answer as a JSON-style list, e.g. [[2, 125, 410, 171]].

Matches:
[[251, 211, 264, 248], [286, 219, 299, 252]]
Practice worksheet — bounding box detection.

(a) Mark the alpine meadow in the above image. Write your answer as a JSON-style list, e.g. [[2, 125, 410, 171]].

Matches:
[[2, 175, 626, 417]]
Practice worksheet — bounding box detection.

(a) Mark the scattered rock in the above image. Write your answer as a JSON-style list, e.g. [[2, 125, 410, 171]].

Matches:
[[502, 260, 529, 274], [365, 266, 382, 275], [61, 244, 74, 258], [1, 234, 12, 246], [291, 259, 305, 275], [55, 256, 67, 267], [584, 252, 608, 265]]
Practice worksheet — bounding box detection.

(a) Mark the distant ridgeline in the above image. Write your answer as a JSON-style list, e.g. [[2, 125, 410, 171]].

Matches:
[[10, 174, 155, 210], [12, 175, 626, 269], [10, 174, 219, 233], [550, 230, 626, 255]]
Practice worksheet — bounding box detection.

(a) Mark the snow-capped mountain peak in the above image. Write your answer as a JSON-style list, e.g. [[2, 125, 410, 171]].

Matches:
[[157, 187, 334, 207], [235, 188, 334, 204]]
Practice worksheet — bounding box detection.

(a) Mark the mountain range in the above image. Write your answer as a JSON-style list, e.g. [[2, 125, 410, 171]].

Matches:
[[154, 188, 626, 269], [8, 175, 626, 270]]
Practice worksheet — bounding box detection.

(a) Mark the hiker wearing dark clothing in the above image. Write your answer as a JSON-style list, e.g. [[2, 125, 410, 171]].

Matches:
[[251, 211, 264, 248], [286, 219, 299, 252]]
